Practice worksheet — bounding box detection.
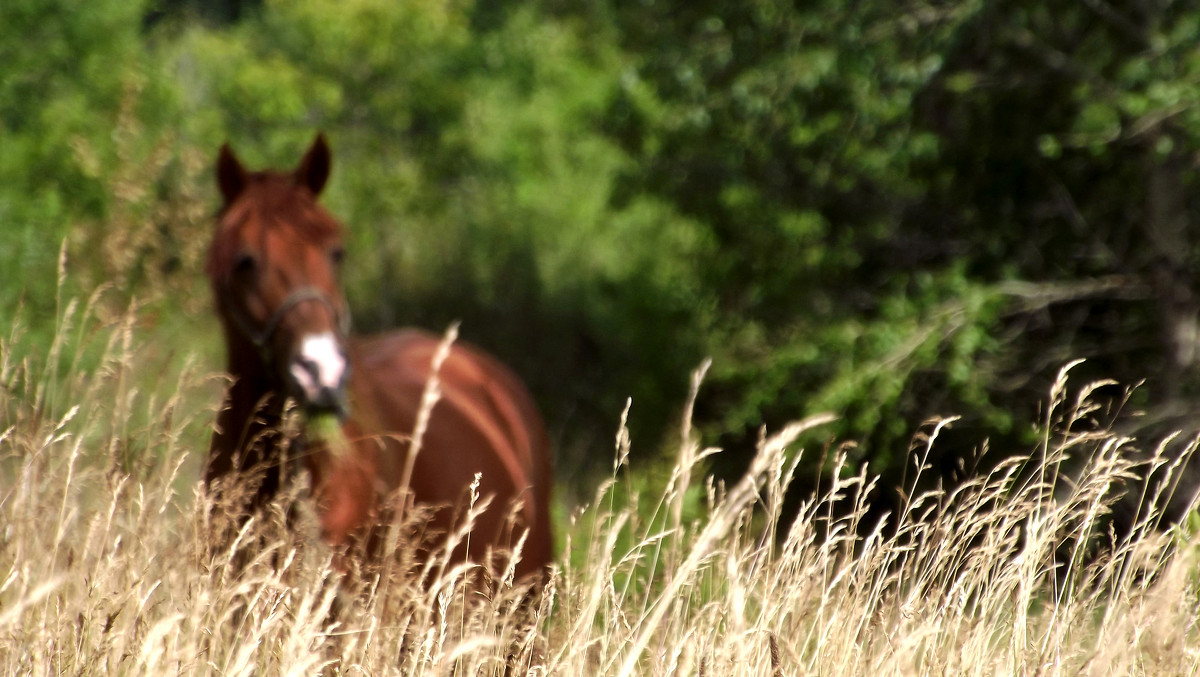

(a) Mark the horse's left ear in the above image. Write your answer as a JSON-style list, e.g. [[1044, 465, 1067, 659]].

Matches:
[[296, 133, 331, 197], [217, 143, 247, 205]]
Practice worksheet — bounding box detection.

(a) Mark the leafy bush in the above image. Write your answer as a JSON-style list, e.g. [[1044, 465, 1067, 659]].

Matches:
[[8, 0, 1200, 500]]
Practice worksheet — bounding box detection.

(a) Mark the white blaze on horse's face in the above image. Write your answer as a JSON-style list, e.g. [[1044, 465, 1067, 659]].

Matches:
[[289, 331, 349, 414]]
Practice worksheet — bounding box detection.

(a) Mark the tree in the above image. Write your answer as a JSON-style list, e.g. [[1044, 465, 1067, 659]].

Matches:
[[585, 0, 1200, 521], [0, 0, 168, 328]]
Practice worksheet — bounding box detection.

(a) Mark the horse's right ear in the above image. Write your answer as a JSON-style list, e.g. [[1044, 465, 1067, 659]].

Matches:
[[216, 143, 247, 205]]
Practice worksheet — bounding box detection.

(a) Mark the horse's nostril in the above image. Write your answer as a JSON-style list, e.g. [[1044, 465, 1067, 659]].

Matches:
[[299, 356, 321, 381]]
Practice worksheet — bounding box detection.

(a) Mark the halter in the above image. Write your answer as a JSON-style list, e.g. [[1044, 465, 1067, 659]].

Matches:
[[226, 285, 351, 364]]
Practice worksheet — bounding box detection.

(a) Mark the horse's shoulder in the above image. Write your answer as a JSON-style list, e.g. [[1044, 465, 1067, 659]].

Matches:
[[349, 328, 545, 456]]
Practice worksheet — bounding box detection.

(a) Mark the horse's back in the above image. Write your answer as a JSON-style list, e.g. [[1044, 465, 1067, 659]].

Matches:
[[347, 329, 552, 573]]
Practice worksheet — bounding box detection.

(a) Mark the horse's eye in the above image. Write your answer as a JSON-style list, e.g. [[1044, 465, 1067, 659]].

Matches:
[[329, 247, 345, 266], [233, 252, 258, 277]]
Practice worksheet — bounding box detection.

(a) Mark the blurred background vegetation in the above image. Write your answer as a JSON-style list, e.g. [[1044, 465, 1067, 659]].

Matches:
[[5, 0, 1200, 518]]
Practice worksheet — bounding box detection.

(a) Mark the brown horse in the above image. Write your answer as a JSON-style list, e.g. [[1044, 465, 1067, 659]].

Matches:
[[203, 134, 552, 585]]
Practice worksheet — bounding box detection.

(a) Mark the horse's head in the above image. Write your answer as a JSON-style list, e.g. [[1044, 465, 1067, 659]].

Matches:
[[206, 135, 351, 417]]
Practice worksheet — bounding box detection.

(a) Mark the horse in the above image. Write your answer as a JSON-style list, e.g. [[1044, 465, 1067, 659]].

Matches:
[[202, 134, 553, 587]]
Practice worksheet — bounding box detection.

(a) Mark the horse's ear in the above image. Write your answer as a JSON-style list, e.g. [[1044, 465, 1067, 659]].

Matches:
[[296, 134, 331, 197], [216, 143, 247, 205]]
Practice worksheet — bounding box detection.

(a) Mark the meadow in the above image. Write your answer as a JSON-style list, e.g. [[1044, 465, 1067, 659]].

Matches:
[[8, 2, 1200, 674], [2, 278, 1199, 676]]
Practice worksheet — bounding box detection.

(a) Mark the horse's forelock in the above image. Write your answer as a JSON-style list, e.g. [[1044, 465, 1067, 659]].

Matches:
[[206, 176, 342, 283]]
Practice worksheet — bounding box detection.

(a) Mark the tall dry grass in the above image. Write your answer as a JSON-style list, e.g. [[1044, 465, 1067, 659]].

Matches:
[[3, 292, 1200, 675]]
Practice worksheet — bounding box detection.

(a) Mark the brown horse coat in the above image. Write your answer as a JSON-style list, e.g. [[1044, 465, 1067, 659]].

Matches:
[[204, 135, 552, 584]]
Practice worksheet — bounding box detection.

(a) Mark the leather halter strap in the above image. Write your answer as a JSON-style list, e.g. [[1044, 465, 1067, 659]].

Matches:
[[227, 285, 350, 362]]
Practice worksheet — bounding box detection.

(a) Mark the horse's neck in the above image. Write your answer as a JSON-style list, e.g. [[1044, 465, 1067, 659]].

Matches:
[[207, 329, 288, 478]]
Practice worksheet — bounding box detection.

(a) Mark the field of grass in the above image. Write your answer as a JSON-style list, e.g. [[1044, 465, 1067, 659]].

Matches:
[[3, 293, 1200, 675]]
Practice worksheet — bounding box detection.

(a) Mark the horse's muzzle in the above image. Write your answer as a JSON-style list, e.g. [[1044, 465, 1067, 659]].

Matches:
[[288, 332, 350, 418]]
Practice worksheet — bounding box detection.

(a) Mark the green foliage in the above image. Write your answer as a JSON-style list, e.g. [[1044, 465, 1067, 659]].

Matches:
[[0, 0, 148, 326], [595, 0, 1010, 476], [7, 0, 1200, 505]]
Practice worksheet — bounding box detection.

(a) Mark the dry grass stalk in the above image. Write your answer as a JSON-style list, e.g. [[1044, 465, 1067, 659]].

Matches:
[[3, 301, 1200, 675]]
